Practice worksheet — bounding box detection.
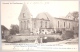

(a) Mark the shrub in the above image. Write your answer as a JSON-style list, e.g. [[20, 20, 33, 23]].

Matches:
[[55, 29, 62, 34], [56, 38, 62, 41], [6, 35, 21, 43], [62, 30, 74, 40]]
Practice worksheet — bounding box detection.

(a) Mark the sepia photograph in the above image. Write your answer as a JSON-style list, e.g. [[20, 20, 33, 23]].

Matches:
[[1, 0, 79, 51]]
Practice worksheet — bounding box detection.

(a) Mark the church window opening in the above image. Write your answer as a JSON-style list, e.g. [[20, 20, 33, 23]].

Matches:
[[24, 21, 26, 29], [23, 13, 25, 18], [45, 21, 47, 28], [69, 23, 70, 28], [27, 20, 29, 29], [41, 21, 42, 28], [58, 21, 59, 28], [21, 21, 23, 30], [34, 22, 36, 28], [64, 22, 65, 27]]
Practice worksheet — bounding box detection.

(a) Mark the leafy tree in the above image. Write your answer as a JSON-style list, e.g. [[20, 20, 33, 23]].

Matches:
[[72, 11, 79, 36], [10, 24, 19, 35], [72, 11, 79, 21]]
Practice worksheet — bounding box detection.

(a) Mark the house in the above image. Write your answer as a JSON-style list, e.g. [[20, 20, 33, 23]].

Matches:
[[1, 25, 9, 39]]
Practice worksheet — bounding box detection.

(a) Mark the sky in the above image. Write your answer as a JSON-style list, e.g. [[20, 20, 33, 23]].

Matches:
[[1, 1, 79, 29]]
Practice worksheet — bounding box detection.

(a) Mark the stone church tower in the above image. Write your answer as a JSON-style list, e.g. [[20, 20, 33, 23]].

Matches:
[[18, 3, 32, 35]]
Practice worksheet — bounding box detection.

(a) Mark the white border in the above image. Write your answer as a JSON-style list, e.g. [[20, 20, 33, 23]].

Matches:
[[0, 0, 79, 52]]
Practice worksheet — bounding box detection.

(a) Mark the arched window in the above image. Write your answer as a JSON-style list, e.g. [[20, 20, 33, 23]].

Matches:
[[24, 21, 26, 29], [58, 21, 59, 28], [34, 21, 36, 28], [64, 22, 65, 27], [21, 21, 23, 30], [69, 23, 70, 28], [45, 21, 47, 28], [23, 13, 25, 18], [27, 20, 29, 29], [41, 21, 42, 28]]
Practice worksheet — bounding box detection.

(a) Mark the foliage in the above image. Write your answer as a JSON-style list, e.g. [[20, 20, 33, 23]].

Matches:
[[10, 24, 19, 35], [72, 11, 79, 18], [73, 26, 79, 37], [62, 30, 74, 40], [72, 11, 79, 21]]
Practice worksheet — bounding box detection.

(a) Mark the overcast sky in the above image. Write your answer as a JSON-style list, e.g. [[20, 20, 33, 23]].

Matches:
[[1, 1, 79, 29]]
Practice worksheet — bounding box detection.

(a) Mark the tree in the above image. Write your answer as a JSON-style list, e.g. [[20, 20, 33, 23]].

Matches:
[[10, 24, 19, 35], [62, 30, 74, 40], [72, 11, 79, 21], [72, 11, 79, 35]]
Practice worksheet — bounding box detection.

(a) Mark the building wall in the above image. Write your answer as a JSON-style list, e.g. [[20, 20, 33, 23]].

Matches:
[[52, 18, 78, 31], [4, 30, 10, 39], [19, 15, 78, 35], [65, 13, 74, 20], [32, 19, 50, 35], [19, 16, 78, 35], [18, 4, 78, 35], [19, 18, 32, 35]]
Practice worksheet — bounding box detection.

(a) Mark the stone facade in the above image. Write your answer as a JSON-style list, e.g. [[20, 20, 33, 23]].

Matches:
[[18, 3, 32, 35], [52, 18, 78, 30], [18, 4, 78, 35]]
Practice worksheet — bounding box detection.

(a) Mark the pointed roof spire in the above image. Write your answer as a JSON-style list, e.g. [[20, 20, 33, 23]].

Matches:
[[18, 3, 32, 20]]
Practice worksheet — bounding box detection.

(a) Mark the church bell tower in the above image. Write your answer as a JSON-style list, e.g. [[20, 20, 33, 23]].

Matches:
[[18, 3, 32, 35]]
